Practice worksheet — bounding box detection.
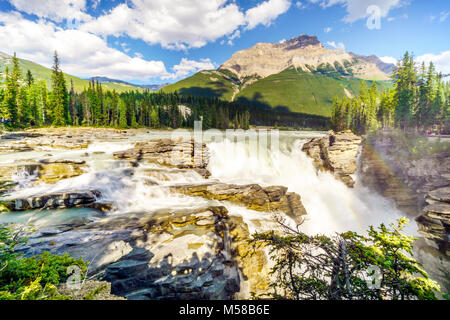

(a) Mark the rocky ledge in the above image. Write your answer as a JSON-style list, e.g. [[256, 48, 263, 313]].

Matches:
[[16, 205, 270, 300], [416, 186, 450, 256], [170, 183, 306, 225], [302, 130, 362, 187], [114, 138, 210, 178], [0, 159, 87, 185], [5, 190, 112, 212]]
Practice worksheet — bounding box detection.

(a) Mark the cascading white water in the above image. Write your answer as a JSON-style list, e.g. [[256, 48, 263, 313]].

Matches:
[[207, 134, 419, 236], [2, 131, 418, 237]]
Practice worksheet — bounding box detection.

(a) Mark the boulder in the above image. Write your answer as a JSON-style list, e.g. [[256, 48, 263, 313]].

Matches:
[[302, 130, 362, 187]]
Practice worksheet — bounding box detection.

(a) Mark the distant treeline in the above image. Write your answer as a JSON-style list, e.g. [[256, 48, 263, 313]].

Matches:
[[331, 51, 450, 135], [0, 52, 329, 130]]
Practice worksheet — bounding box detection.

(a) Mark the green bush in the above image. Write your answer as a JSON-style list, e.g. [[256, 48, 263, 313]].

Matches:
[[0, 224, 87, 300]]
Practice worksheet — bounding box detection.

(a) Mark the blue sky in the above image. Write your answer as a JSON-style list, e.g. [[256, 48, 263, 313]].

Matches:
[[0, 0, 448, 84]]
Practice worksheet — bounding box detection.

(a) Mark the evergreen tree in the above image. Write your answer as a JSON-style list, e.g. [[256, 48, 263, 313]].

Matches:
[[50, 51, 68, 126]]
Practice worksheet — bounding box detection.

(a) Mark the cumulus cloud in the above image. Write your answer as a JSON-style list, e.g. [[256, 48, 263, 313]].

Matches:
[[163, 58, 215, 80], [417, 51, 450, 74], [2, 0, 292, 81], [326, 41, 345, 50], [245, 0, 292, 30], [80, 0, 291, 49], [308, 0, 407, 23], [379, 56, 397, 64], [0, 11, 168, 81], [8, 0, 92, 22]]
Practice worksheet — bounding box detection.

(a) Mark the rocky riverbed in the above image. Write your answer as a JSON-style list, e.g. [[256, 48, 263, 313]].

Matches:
[[1, 127, 449, 297], [0, 127, 309, 299]]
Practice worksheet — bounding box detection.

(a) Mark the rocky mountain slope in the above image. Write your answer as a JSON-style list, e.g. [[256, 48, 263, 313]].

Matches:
[[163, 34, 393, 116]]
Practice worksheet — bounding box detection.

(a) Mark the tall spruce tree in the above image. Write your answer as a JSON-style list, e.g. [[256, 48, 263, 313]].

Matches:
[[50, 51, 68, 126]]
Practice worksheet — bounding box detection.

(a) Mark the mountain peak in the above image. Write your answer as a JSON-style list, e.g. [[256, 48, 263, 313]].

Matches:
[[281, 34, 321, 50]]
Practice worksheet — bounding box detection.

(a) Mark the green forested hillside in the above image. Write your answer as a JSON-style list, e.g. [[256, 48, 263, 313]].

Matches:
[[0, 54, 142, 93], [163, 66, 391, 117], [161, 69, 238, 101], [236, 68, 391, 117]]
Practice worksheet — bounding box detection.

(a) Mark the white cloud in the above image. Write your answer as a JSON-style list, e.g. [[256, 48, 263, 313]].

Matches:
[[295, 1, 306, 9], [308, 0, 407, 23], [0, 11, 168, 81], [324, 27, 332, 33], [379, 56, 397, 64], [326, 41, 345, 50], [440, 11, 449, 22], [245, 0, 292, 30], [163, 58, 215, 80], [80, 0, 291, 50], [8, 0, 92, 22], [417, 51, 450, 74], [8, 0, 292, 51]]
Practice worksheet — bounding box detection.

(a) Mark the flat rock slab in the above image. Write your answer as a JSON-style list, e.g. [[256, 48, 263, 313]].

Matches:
[[170, 183, 307, 224], [429, 187, 450, 203], [5, 190, 107, 211], [113, 138, 209, 171]]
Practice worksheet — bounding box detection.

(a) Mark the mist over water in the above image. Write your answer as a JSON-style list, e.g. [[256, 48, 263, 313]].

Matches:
[[207, 133, 418, 236], [3, 130, 418, 237]]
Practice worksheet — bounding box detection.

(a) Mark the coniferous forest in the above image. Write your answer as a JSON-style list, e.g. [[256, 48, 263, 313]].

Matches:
[[0, 52, 329, 131], [331, 52, 450, 135]]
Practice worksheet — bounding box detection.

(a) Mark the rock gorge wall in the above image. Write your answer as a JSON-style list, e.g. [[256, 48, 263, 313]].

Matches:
[[302, 130, 362, 187], [359, 130, 450, 256]]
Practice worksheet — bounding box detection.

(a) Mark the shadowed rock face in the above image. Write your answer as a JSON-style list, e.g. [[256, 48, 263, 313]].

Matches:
[[16, 205, 263, 300], [302, 130, 362, 187]]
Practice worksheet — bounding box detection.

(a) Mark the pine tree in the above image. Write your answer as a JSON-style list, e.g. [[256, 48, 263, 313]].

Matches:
[[118, 99, 128, 128], [50, 51, 68, 126]]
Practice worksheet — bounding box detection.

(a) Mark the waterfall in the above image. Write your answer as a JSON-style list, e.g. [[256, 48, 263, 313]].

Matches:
[[206, 134, 418, 236]]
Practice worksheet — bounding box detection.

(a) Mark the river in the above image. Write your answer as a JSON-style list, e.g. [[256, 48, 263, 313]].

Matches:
[[0, 128, 447, 296]]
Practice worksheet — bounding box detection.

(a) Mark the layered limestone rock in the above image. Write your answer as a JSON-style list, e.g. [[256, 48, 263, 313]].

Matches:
[[302, 130, 362, 187], [38, 159, 88, 183], [5, 190, 111, 212], [0, 160, 87, 184], [220, 34, 390, 81], [113, 138, 210, 178], [170, 183, 307, 224], [416, 187, 450, 256]]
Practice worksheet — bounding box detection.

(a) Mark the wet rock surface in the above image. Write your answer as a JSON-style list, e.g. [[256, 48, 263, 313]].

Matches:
[[15, 206, 260, 300], [170, 183, 307, 224], [302, 130, 362, 187], [114, 138, 210, 174], [5, 190, 110, 212]]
